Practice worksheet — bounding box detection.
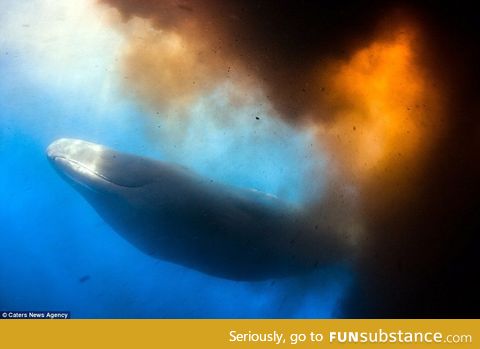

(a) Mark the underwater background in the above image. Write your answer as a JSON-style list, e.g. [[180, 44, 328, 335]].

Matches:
[[0, 0, 350, 318]]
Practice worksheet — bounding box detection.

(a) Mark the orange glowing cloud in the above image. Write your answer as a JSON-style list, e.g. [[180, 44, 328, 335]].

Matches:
[[314, 26, 442, 182]]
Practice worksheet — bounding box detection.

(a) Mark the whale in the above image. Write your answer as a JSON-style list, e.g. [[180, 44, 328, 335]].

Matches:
[[46, 138, 345, 280]]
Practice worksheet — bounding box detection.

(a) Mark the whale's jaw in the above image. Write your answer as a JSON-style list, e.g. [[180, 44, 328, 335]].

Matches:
[[47, 138, 155, 191]]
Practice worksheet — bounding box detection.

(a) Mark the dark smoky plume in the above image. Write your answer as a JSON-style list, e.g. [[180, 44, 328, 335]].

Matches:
[[98, 0, 480, 317], [99, 0, 388, 121]]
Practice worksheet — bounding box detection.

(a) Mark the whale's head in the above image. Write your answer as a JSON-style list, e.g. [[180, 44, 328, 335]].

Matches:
[[46, 138, 190, 253], [46, 138, 161, 193]]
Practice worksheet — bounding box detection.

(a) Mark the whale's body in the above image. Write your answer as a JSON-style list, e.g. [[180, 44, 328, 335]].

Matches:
[[47, 138, 343, 280]]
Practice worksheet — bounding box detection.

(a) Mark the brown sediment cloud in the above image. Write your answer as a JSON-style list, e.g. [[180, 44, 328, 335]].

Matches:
[[117, 18, 258, 116], [102, 0, 262, 117], [99, 0, 387, 121], [97, 0, 478, 317], [100, 1, 443, 187]]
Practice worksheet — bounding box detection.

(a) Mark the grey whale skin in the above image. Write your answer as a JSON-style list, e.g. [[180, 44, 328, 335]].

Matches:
[[47, 138, 343, 280]]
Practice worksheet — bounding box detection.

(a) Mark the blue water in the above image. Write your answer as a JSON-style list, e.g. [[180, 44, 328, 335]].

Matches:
[[0, 0, 351, 318]]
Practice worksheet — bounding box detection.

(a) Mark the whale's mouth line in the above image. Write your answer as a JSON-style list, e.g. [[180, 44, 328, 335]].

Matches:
[[51, 155, 135, 188]]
